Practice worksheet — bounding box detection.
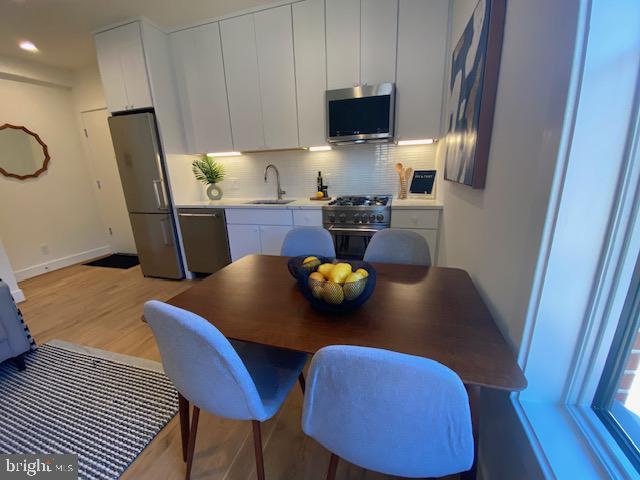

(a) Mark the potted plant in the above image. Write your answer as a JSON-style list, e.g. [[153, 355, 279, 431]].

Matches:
[[192, 155, 225, 200]]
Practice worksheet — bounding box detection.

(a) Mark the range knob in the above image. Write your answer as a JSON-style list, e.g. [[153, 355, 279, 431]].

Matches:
[[369, 214, 376, 222], [353, 213, 361, 222], [376, 213, 384, 222], [339, 213, 347, 222], [328, 214, 335, 223]]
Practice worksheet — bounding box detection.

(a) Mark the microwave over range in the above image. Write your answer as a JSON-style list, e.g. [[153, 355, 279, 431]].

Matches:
[[326, 83, 395, 145]]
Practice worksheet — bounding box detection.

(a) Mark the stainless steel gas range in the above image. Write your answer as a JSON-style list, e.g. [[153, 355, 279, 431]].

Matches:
[[322, 195, 392, 259]]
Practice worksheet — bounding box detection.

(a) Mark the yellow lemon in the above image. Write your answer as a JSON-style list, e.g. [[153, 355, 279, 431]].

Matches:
[[308, 272, 325, 284], [315, 191, 324, 199], [328, 263, 352, 284], [302, 256, 321, 269], [355, 268, 369, 278], [311, 284, 325, 299], [317, 263, 335, 278], [322, 281, 344, 304], [343, 272, 366, 300]]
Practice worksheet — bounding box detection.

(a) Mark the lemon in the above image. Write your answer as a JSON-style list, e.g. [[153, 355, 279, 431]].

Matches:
[[343, 273, 366, 300], [315, 191, 324, 199], [302, 256, 321, 269], [308, 272, 325, 284], [328, 263, 352, 284], [317, 263, 335, 278], [322, 281, 344, 304], [355, 268, 369, 278]]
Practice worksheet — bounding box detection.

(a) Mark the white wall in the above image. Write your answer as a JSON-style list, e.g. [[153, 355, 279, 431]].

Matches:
[[437, 1, 581, 478], [0, 60, 109, 281], [439, 0, 580, 351], [167, 143, 438, 205], [0, 237, 23, 302]]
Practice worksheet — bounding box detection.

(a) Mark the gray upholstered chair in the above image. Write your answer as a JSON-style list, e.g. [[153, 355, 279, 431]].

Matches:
[[0, 280, 32, 369], [364, 229, 431, 266], [281, 227, 336, 257]]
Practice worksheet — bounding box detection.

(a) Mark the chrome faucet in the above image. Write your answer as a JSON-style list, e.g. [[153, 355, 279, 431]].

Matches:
[[264, 164, 286, 200]]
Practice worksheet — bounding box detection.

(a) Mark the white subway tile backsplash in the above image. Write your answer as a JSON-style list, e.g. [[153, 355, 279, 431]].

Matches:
[[168, 143, 438, 204]]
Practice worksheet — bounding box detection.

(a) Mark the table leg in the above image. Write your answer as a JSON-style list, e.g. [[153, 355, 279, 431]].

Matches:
[[461, 384, 481, 480]]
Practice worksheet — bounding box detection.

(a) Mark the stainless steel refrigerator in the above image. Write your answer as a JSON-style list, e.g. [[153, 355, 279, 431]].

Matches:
[[108, 112, 184, 279]]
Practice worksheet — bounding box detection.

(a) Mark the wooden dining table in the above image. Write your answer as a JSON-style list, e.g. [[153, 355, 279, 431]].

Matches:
[[165, 254, 526, 479]]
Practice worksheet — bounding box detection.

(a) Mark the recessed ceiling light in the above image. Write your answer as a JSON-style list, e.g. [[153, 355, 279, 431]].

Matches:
[[308, 146, 332, 152], [397, 139, 436, 146], [206, 151, 241, 157], [19, 41, 38, 52]]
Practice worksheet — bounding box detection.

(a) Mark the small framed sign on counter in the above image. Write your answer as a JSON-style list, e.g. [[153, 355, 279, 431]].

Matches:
[[409, 170, 437, 199]]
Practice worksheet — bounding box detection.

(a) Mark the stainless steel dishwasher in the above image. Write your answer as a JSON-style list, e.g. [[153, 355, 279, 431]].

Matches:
[[177, 208, 231, 274]]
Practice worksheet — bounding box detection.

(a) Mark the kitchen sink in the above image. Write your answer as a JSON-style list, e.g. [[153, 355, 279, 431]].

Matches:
[[245, 199, 295, 205]]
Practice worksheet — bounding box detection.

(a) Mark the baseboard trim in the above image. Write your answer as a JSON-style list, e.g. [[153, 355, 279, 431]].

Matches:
[[11, 288, 25, 303], [14, 246, 112, 282]]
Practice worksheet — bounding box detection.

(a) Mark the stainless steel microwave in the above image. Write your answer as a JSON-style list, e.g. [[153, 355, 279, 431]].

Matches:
[[326, 83, 395, 144]]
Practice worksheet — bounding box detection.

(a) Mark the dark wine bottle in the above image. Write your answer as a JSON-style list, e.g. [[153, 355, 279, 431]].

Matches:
[[317, 171, 323, 192]]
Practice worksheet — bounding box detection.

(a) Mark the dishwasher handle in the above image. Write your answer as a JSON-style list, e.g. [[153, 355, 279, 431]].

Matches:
[[178, 212, 219, 218]]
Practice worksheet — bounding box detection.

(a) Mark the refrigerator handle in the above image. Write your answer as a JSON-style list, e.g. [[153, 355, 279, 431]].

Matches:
[[159, 217, 171, 246], [152, 180, 168, 210]]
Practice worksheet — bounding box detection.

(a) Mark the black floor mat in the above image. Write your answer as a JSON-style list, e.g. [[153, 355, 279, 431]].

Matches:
[[84, 254, 139, 269]]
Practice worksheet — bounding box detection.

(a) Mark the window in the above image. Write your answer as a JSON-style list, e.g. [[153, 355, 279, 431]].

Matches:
[[593, 254, 640, 471]]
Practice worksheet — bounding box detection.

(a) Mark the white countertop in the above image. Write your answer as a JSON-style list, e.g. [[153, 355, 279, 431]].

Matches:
[[175, 198, 327, 209], [390, 198, 443, 209], [176, 197, 443, 210]]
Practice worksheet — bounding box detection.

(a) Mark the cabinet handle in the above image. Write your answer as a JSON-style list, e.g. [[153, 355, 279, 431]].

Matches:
[[178, 213, 218, 218]]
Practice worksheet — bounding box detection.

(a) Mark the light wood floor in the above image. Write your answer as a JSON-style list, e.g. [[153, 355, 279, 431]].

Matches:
[[18, 263, 456, 480]]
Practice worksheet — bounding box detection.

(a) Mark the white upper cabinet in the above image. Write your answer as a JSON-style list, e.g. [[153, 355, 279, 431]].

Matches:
[[254, 5, 299, 149], [395, 0, 449, 140], [325, 0, 361, 89], [293, 0, 327, 147], [95, 22, 152, 112], [170, 23, 234, 154], [361, 0, 398, 85], [220, 14, 265, 151]]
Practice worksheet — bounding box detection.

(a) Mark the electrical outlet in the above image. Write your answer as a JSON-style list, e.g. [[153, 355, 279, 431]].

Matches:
[[40, 244, 50, 255]]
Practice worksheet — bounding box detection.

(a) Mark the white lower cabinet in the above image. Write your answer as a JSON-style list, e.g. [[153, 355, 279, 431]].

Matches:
[[226, 208, 294, 261], [259, 225, 293, 255], [293, 209, 323, 226], [227, 224, 261, 261], [390, 208, 441, 264]]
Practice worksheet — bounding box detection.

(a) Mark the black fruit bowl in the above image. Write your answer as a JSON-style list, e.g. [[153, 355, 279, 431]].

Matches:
[[287, 256, 377, 313]]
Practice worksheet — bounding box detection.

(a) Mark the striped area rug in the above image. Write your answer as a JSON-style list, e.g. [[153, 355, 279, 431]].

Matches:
[[0, 342, 178, 479]]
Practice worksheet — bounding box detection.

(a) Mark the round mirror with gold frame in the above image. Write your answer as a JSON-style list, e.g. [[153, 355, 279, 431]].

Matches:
[[0, 124, 50, 180]]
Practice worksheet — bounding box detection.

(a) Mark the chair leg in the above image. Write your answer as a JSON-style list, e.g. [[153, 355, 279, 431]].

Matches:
[[185, 406, 200, 480], [326, 453, 339, 480], [252, 420, 266, 480], [178, 393, 190, 462], [12, 355, 26, 371], [298, 372, 306, 394]]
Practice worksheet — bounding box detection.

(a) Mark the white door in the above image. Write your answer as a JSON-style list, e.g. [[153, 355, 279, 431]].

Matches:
[[259, 225, 293, 255], [325, 0, 360, 89], [81, 109, 136, 253], [170, 23, 234, 154], [220, 14, 265, 151], [361, 0, 398, 85], [254, 5, 300, 149], [227, 224, 262, 261], [293, 0, 327, 147]]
